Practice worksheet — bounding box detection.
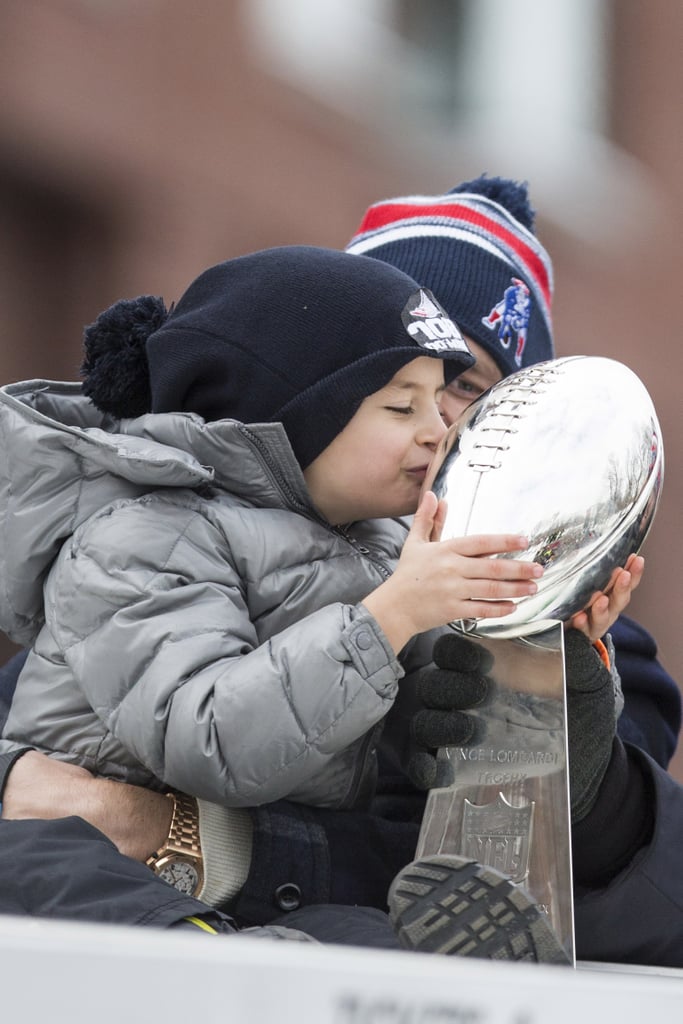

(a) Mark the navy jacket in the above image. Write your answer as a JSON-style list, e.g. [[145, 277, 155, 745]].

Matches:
[[610, 615, 681, 763]]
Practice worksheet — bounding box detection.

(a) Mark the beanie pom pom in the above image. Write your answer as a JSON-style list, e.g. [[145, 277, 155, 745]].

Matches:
[[450, 173, 535, 231], [81, 295, 169, 417]]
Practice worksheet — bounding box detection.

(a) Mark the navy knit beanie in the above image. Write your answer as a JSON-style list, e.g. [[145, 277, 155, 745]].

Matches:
[[345, 174, 554, 378], [81, 245, 473, 468]]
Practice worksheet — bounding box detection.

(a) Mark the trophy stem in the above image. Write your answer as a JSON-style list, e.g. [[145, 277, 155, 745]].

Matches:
[[415, 623, 576, 964]]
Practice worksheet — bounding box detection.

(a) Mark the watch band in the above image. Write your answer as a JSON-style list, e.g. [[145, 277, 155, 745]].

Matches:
[[146, 791, 204, 888]]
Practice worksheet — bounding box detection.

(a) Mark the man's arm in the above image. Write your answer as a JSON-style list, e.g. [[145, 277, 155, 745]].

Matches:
[[0, 813, 220, 930], [1, 750, 171, 861], [612, 614, 682, 767], [573, 745, 683, 968], [0, 748, 417, 921]]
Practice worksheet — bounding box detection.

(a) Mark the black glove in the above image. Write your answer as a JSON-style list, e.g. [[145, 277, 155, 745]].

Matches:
[[564, 629, 621, 822], [391, 629, 621, 822], [406, 633, 496, 790]]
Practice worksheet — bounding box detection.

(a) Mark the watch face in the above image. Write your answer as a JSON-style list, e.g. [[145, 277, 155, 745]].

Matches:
[[158, 860, 200, 896]]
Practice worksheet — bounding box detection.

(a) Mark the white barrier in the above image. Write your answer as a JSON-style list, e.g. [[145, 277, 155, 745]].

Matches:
[[0, 914, 681, 1022]]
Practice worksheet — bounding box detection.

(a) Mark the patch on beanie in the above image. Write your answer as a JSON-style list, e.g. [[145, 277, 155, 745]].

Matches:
[[401, 289, 469, 355], [481, 277, 531, 368]]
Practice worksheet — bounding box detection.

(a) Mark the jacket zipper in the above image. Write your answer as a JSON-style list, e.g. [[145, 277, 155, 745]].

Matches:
[[334, 524, 393, 582]]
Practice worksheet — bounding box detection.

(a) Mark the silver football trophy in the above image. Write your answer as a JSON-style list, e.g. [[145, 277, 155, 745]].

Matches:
[[415, 356, 664, 964]]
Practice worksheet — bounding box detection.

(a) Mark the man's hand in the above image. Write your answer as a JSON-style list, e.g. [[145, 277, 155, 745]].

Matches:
[[1, 751, 172, 861], [569, 554, 644, 642], [381, 632, 494, 789], [395, 629, 622, 826]]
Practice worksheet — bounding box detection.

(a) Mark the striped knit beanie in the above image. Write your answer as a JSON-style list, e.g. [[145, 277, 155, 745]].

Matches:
[[345, 174, 554, 378]]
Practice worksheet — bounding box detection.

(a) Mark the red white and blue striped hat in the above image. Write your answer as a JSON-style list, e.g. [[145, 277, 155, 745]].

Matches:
[[345, 174, 554, 379]]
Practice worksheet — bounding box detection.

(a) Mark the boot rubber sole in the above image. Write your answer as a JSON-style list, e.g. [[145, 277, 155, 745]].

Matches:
[[388, 855, 570, 964]]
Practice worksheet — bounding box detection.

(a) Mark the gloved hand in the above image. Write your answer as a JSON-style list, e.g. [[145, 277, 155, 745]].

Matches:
[[396, 629, 622, 827], [405, 633, 496, 790], [564, 628, 622, 822]]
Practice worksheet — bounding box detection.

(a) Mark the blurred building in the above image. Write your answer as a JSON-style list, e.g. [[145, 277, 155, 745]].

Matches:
[[1, 0, 681, 775]]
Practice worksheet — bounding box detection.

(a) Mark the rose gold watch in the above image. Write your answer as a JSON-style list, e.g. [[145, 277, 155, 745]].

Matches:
[[145, 791, 204, 897]]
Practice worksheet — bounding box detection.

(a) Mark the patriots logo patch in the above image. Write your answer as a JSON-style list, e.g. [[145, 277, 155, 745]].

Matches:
[[482, 277, 531, 367]]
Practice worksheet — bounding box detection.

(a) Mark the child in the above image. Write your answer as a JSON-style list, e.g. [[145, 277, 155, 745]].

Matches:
[[0, 245, 542, 819]]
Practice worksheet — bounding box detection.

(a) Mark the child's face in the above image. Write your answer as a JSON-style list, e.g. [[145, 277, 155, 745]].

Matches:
[[439, 339, 502, 425], [303, 356, 447, 524]]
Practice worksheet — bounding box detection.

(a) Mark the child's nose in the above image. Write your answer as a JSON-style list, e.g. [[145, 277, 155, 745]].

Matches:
[[418, 407, 448, 450]]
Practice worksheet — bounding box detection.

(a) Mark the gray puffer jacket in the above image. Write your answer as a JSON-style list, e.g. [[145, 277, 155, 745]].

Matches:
[[0, 380, 427, 809]]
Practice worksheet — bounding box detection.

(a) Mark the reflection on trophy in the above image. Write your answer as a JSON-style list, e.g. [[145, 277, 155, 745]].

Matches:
[[414, 355, 664, 965]]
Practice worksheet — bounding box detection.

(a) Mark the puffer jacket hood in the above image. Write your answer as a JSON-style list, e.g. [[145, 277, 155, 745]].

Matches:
[[0, 379, 313, 646]]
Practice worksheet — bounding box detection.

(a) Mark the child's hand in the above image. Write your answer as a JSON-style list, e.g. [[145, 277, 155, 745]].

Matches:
[[362, 491, 543, 653], [567, 554, 644, 644]]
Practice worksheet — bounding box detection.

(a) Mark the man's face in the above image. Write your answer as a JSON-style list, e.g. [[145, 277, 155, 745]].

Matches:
[[439, 339, 502, 426], [303, 356, 447, 525]]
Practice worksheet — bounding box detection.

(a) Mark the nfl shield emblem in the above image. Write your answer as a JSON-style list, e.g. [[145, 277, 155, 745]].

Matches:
[[461, 793, 534, 883]]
